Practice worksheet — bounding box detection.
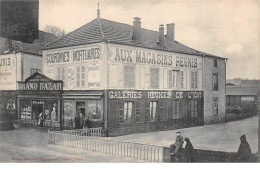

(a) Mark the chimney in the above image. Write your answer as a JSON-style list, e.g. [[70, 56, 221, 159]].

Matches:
[[133, 17, 141, 43], [159, 24, 164, 46], [97, 3, 100, 18], [166, 23, 175, 41]]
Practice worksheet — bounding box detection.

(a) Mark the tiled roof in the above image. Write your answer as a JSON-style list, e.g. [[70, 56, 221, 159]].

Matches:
[[226, 86, 259, 96], [9, 31, 58, 55], [43, 18, 225, 59]]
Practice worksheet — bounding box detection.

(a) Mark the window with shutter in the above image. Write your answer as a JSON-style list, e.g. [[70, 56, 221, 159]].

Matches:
[[151, 68, 159, 88], [124, 65, 135, 88]]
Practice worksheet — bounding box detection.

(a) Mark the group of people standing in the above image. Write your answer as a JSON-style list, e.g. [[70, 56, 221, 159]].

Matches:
[[170, 132, 252, 162], [75, 113, 91, 130]]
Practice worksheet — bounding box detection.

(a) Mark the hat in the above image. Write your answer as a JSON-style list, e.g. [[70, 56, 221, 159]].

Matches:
[[176, 131, 181, 134]]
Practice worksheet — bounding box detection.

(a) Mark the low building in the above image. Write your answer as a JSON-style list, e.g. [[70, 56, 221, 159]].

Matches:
[[226, 83, 259, 117], [0, 31, 57, 126], [40, 11, 227, 136]]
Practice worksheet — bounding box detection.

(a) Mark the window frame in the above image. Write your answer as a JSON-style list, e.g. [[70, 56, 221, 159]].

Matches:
[[213, 98, 218, 116], [191, 71, 198, 89], [119, 101, 133, 124], [76, 65, 87, 88], [150, 68, 159, 89], [124, 65, 135, 88], [214, 59, 218, 68], [168, 70, 177, 88], [212, 73, 218, 91]]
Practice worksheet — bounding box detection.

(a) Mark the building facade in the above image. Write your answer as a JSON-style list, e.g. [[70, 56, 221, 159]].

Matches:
[[42, 16, 227, 136]]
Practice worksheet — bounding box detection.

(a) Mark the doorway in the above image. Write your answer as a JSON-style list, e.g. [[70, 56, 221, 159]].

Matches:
[[32, 103, 44, 126]]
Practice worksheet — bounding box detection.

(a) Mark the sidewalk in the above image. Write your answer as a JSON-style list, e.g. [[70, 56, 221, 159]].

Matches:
[[110, 116, 258, 153], [0, 128, 146, 163]]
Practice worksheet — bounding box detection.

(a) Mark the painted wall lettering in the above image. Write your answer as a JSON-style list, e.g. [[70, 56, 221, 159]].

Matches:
[[110, 47, 201, 68], [45, 47, 101, 64]]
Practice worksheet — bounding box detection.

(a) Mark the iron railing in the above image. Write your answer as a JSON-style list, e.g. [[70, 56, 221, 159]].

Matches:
[[48, 131, 164, 162]]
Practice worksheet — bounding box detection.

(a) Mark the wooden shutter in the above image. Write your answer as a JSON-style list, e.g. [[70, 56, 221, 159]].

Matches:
[[124, 66, 129, 87], [130, 66, 135, 87], [168, 70, 172, 88]]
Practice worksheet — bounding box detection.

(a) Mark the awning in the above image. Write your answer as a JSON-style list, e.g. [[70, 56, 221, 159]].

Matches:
[[62, 93, 103, 99]]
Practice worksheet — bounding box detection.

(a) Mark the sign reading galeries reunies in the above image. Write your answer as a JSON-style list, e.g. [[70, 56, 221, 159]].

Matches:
[[18, 82, 63, 91]]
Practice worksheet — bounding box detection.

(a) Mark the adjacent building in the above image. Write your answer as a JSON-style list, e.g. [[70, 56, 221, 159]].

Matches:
[[41, 12, 227, 136]]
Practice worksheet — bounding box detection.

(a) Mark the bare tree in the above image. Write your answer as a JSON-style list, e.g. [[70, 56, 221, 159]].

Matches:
[[44, 25, 66, 39]]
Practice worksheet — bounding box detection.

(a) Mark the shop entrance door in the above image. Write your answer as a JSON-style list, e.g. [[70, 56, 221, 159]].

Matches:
[[32, 101, 44, 126]]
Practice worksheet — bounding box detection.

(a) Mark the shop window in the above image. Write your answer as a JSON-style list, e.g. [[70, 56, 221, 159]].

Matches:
[[151, 68, 159, 89], [149, 101, 157, 122], [87, 100, 102, 122], [135, 101, 141, 123], [213, 74, 218, 91], [20, 100, 31, 120], [30, 68, 41, 75], [77, 66, 86, 88], [57, 67, 66, 88], [172, 100, 180, 119], [124, 65, 135, 88], [214, 59, 218, 68], [168, 70, 177, 88], [191, 71, 198, 89], [213, 98, 218, 115], [119, 102, 133, 124], [191, 100, 198, 118], [44, 100, 59, 121]]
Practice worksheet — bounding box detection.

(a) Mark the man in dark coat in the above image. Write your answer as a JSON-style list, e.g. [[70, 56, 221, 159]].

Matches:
[[170, 131, 184, 162], [237, 134, 251, 162], [184, 137, 194, 162]]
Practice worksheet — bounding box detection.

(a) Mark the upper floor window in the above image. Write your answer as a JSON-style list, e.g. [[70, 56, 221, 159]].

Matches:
[[168, 70, 177, 88], [191, 71, 198, 89], [124, 65, 135, 88], [77, 66, 86, 88], [180, 71, 184, 88], [56, 67, 66, 88], [213, 73, 218, 91], [214, 59, 218, 68], [151, 68, 159, 89], [213, 98, 218, 116]]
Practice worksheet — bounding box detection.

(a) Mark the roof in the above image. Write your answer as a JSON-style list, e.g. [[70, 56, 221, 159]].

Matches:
[[1, 31, 58, 55], [43, 18, 226, 59], [240, 80, 260, 87], [226, 86, 259, 96]]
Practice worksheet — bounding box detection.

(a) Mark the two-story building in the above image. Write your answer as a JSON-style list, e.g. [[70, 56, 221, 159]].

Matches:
[[42, 13, 227, 136]]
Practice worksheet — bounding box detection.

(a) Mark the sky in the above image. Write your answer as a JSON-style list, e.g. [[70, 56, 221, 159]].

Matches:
[[39, 0, 260, 80]]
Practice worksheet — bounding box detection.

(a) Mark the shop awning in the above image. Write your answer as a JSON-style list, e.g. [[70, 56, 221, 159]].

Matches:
[[62, 93, 103, 99]]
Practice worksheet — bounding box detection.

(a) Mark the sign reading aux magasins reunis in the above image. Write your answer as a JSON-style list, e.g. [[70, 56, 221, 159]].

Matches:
[[112, 48, 201, 68], [45, 47, 101, 64]]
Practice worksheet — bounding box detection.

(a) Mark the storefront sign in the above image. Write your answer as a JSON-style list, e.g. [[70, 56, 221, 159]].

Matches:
[[45, 47, 101, 64], [18, 82, 63, 91], [108, 90, 203, 99], [88, 63, 100, 88], [0, 55, 16, 90], [32, 100, 44, 104], [110, 47, 201, 68]]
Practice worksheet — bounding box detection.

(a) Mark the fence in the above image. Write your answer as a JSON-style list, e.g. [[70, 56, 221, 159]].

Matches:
[[61, 128, 102, 137], [48, 131, 164, 162]]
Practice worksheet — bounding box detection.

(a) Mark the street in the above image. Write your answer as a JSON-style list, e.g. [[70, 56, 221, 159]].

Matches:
[[0, 128, 146, 163], [111, 116, 259, 153]]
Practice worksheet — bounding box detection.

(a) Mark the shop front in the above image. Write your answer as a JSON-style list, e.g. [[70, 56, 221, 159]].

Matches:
[[107, 90, 204, 136], [17, 72, 63, 129], [62, 90, 104, 130]]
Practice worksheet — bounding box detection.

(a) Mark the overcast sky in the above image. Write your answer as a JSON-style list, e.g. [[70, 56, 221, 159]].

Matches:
[[39, 0, 260, 80]]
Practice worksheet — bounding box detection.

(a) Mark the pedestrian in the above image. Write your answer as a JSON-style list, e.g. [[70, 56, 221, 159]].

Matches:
[[170, 131, 184, 162], [38, 112, 43, 127], [183, 137, 194, 162], [237, 134, 251, 162], [83, 115, 91, 136], [79, 113, 84, 129]]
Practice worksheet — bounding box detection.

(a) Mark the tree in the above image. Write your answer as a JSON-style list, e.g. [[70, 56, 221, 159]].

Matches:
[[44, 25, 66, 39]]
